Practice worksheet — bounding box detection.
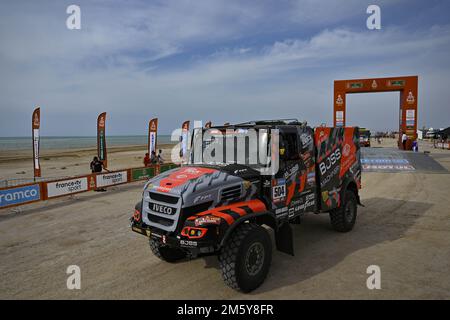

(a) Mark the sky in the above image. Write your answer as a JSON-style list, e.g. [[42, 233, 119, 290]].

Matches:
[[0, 0, 449, 136]]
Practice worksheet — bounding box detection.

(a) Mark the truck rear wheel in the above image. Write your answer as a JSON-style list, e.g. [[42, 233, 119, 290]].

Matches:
[[149, 238, 186, 263], [219, 223, 272, 293], [329, 190, 357, 232]]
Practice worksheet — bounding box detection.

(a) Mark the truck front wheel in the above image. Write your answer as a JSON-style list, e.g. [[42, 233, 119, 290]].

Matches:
[[219, 223, 272, 293], [329, 190, 357, 232], [149, 238, 186, 263]]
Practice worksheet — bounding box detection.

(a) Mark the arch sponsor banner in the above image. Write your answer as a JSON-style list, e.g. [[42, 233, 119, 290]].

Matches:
[[96, 171, 128, 188], [0, 184, 41, 208], [46, 177, 89, 198]]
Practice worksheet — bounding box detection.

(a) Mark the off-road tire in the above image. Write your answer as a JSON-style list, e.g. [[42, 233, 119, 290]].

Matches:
[[329, 190, 357, 232], [149, 238, 186, 263], [219, 223, 272, 292]]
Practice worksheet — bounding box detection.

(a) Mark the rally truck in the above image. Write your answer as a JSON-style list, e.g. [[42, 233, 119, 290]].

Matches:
[[131, 120, 362, 292], [359, 127, 371, 147]]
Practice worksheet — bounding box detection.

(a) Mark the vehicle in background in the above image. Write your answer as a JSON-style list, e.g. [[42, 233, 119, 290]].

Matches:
[[359, 128, 371, 147]]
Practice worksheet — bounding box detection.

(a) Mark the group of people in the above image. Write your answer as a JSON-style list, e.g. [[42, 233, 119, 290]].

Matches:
[[143, 149, 164, 167]]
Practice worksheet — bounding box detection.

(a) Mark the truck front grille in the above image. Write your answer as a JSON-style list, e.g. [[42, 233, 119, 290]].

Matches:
[[143, 191, 182, 232], [149, 192, 179, 204]]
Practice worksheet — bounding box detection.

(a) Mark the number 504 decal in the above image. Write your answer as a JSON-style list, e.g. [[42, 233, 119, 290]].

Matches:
[[272, 184, 286, 200]]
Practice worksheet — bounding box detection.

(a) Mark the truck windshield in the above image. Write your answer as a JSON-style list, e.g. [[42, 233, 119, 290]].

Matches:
[[188, 127, 277, 169]]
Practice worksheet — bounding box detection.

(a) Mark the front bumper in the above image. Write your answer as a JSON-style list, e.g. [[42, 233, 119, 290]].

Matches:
[[130, 219, 217, 256]]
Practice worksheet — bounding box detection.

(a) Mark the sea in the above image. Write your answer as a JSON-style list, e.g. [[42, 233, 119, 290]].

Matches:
[[0, 135, 175, 151]]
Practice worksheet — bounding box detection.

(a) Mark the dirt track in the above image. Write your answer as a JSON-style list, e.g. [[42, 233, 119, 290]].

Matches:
[[1, 146, 450, 299]]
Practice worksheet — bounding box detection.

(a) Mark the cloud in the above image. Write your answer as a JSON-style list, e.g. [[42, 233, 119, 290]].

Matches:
[[1, 1, 450, 136]]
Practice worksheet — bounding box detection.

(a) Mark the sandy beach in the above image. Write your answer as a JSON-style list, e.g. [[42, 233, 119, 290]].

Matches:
[[0, 138, 450, 299], [0, 143, 176, 184]]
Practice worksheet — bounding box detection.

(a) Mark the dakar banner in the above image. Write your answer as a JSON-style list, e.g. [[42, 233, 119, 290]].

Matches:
[[180, 120, 190, 159], [97, 112, 107, 168], [32, 107, 41, 178], [148, 118, 158, 156]]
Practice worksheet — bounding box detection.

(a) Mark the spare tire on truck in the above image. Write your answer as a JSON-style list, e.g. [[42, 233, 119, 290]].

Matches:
[[219, 223, 272, 292]]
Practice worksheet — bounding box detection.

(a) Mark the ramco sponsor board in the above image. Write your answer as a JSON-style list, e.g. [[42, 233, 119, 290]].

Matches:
[[46, 177, 88, 198], [96, 171, 128, 187], [0, 184, 41, 208]]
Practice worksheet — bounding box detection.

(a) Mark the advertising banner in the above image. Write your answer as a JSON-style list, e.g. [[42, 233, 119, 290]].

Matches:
[[96, 171, 128, 188], [131, 167, 155, 181], [0, 184, 41, 208], [97, 112, 107, 168], [148, 118, 158, 156], [180, 120, 190, 160], [46, 177, 89, 198], [160, 163, 179, 173], [32, 107, 41, 178]]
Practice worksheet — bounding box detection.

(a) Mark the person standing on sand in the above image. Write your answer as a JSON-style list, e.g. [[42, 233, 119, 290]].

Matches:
[[143, 153, 151, 167], [157, 149, 164, 164], [401, 132, 408, 150], [150, 151, 157, 164], [90, 156, 107, 191]]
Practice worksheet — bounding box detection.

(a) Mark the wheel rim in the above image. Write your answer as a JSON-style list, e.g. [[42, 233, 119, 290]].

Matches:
[[344, 200, 355, 223], [245, 242, 265, 276]]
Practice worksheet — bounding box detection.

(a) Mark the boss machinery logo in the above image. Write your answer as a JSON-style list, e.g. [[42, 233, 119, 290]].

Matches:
[[0, 184, 41, 208]]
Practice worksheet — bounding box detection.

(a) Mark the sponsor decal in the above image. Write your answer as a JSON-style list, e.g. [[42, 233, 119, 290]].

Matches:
[[193, 194, 213, 204], [46, 177, 88, 198], [347, 82, 364, 89], [272, 179, 286, 201], [319, 148, 341, 175], [284, 163, 299, 180], [180, 239, 197, 247], [300, 133, 313, 147], [371, 80, 378, 89], [96, 171, 128, 187], [150, 202, 175, 215], [406, 91, 415, 104], [275, 206, 288, 216], [0, 184, 40, 208], [387, 80, 405, 87]]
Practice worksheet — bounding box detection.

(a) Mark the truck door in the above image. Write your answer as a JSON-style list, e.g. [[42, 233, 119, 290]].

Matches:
[[271, 128, 302, 218]]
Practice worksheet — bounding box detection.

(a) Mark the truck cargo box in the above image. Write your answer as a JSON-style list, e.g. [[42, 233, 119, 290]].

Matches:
[[314, 127, 361, 211]]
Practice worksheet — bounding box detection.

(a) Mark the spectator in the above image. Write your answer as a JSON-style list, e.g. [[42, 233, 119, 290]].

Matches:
[[157, 149, 164, 164], [143, 153, 151, 167], [90, 156, 104, 173], [401, 132, 408, 150], [90, 156, 107, 192], [150, 151, 157, 164]]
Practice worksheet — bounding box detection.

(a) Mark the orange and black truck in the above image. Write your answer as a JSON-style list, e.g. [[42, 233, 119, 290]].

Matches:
[[131, 120, 362, 292]]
